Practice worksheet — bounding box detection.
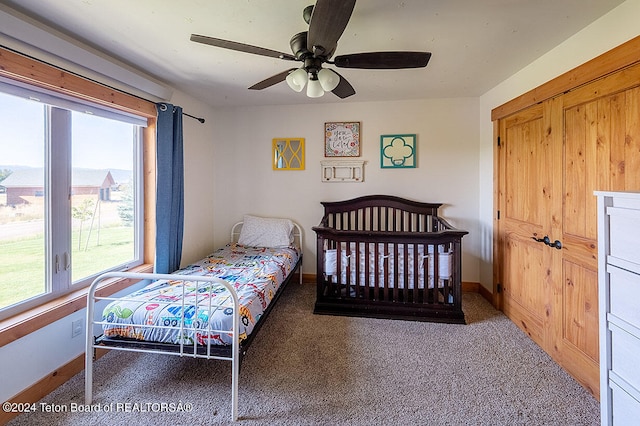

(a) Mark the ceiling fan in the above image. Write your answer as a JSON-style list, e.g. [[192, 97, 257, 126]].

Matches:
[[190, 0, 431, 99]]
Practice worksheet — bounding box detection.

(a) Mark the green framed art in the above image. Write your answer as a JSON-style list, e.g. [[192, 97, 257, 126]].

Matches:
[[380, 134, 416, 168]]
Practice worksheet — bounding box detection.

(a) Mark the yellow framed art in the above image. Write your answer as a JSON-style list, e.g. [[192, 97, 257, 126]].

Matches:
[[272, 138, 305, 170]]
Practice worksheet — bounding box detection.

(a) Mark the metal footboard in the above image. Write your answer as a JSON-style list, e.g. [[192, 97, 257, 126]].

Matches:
[[85, 272, 240, 421]]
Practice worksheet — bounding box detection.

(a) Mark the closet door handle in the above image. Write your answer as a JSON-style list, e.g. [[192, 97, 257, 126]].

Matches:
[[531, 235, 551, 245], [531, 235, 562, 249]]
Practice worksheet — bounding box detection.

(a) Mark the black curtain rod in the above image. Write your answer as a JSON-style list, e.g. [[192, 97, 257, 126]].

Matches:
[[183, 111, 205, 124], [158, 103, 205, 124]]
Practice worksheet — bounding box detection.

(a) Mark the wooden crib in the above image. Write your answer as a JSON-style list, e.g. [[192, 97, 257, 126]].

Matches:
[[312, 195, 468, 324]]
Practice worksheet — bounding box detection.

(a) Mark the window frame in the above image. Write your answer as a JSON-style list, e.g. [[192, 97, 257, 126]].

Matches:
[[0, 47, 157, 343]]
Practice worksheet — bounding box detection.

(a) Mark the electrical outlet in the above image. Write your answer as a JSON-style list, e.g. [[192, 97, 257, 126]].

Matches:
[[71, 319, 83, 338]]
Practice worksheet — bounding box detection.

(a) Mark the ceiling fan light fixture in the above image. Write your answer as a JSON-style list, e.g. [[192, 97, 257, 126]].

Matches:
[[286, 68, 308, 92], [318, 68, 340, 91], [191, 2, 430, 101], [306, 75, 324, 98]]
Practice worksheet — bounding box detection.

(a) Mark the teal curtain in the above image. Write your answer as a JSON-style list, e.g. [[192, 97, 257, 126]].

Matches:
[[154, 103, 184, 273]]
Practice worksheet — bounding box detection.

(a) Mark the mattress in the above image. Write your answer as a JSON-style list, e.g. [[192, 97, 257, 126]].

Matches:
[[324, 242, 452, 289], [101, 243, 300, 346]]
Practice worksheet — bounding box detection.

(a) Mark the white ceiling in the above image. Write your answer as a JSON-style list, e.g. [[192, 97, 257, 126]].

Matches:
[[0, 0, 626, 107]]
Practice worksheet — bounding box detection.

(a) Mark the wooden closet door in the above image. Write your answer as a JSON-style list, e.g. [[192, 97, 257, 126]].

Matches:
[[553, 78, 640, 396], [497, 99, 559, 351], [494, 37, 640, 400], [496, 68, 640, 399]]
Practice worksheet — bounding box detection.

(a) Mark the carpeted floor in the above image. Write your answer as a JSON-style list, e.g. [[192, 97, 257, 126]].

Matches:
[[8, 282, 599, 425]]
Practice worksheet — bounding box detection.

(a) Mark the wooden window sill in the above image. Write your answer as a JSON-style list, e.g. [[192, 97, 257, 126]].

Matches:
[[0, 264, 153, 347]]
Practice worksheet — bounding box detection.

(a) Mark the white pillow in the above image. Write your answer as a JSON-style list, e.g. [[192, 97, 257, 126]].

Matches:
[[237, 215, 294, 248]]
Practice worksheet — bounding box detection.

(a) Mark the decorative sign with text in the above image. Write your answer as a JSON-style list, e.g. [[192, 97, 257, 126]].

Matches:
[[324, 122, 361, 157]]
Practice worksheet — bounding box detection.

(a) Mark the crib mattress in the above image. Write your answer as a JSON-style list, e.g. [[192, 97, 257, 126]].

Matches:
[[325, 242, 452, 288], [101, 244, 299, 346]]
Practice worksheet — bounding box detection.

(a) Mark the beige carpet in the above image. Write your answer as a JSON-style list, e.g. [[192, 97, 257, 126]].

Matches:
[[8, 282, 599, 425]]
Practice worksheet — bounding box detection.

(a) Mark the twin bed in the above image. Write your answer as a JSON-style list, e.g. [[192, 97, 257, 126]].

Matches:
[[85, 195, 467, 421], [85, 215, 303, 421]]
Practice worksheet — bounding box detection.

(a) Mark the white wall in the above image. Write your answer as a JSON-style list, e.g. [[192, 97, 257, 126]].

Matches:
[[477, 0, 640, 290], [210, 98, 481, 282]]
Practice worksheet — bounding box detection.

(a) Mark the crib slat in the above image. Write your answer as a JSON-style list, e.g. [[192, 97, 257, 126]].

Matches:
[[383, 242, 390, 301], [393, 243, 399, 301], [373, 242, 380, 300], [410, 243, 415, 302], [450, 242, 456, 304], [442, 243, 450, 305], [348, 241, 354, 297], [421, 245, 428, 303], [364, 242, 370, 300], [354, 240, 361, 298], [336, 240, 342, 296], [372, 206, 377, 231], [433, 244, 440, 305], [354, 209, 359, 231]]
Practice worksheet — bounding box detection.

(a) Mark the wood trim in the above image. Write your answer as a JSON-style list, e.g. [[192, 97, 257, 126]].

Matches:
[[461, 281, 493, 305], [143, 118, 157, 265], [0, 46, 156, 118], [461, 281, 480, 293], [478, 284, 493, 306], [491, 35, 640, 121], [492, 120, 502, 310], [301, 273, 316, 284]]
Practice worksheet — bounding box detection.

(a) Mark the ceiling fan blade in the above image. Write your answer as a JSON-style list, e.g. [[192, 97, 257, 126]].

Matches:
[[248, 68, 298, 90], [190, 34, 297, 61], [307, 0, 356, 58], [330, 71, 356, 99], [334, 52, 432, 69]]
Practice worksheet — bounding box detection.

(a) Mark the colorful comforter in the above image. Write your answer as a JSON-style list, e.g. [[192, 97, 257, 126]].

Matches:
[[101, 244, 300, 346]]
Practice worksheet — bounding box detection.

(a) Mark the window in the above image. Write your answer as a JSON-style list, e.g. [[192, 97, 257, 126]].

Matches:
[[0, 79, 146, 319]]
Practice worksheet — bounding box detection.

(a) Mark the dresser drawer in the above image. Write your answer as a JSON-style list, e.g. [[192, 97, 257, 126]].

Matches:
[[608, 265, 640, 329], [610, 323, 640, 392], [610, 378, 640, 424], [608, 206, 640, 265]]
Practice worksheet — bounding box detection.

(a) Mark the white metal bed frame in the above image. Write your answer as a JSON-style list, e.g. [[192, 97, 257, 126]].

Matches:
[[85, 221, 303, 422]]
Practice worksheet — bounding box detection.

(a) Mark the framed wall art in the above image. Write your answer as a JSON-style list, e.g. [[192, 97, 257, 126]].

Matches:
[[325, 121, 360, 157], [380, 134, 416, 168], [272, 138, 304, 170]]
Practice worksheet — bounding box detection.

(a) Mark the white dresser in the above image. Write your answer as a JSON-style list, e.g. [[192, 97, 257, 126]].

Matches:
[[596, 191, 640, 425]]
